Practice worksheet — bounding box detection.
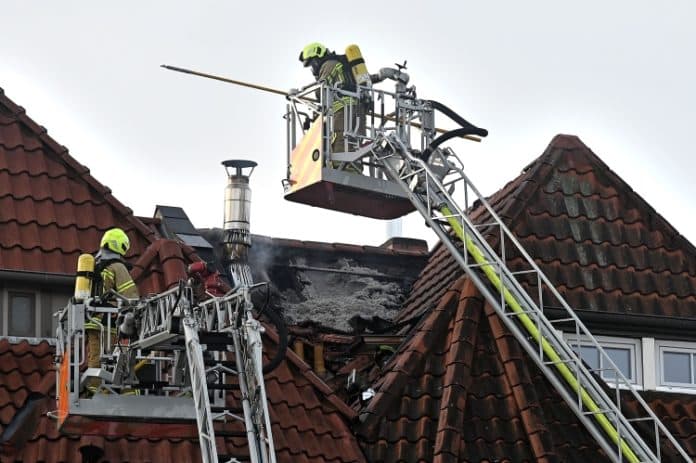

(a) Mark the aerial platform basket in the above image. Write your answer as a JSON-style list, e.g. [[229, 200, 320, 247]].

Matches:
[[283, 88, 415, 220]]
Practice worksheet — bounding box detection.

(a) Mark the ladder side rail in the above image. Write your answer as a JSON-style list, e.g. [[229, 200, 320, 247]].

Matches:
[[438, 155, 691, 461], [373, 138, 660, 462], [136, 287, 181, 341], [182, 297, 219, 463], [231, 324, 264, 463], [243, 293, 276, 463]]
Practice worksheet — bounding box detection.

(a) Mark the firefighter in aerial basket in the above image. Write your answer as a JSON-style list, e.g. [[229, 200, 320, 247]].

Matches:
[[84, 227, 140, 393], [298, 42, 368, 168]]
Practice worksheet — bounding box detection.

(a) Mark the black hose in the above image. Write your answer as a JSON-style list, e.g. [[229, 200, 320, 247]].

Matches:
[[421, 127, 482, 161], [419, 101, 489, 162], [427, 100, 488, 138], [261, 305, 288, 375], [250, 283, 288, 375]]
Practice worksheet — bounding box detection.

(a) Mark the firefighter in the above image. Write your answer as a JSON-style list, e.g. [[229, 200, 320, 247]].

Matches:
[[299, 42, 365, 165], [84, 227, 140, 393]]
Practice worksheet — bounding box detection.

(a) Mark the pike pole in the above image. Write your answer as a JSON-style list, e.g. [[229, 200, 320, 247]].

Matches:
[[160, 64, 480, 141]]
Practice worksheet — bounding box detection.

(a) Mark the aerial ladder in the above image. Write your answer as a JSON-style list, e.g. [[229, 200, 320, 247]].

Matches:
[[278, 49, 691, 462], [55, 161, 281, 463]]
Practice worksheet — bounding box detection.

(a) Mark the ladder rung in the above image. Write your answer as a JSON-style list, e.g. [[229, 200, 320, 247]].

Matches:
[[207, 383, 239, 391], [542, 358, 578, 366], [215, 430, 248, 438], [203, 360, 237, 368], [504, 309, 541, 317], [212, 406, 243, 414], [550, 317, 577, 324], [627, 416, 655, 423], [582, 409, 617, 417]]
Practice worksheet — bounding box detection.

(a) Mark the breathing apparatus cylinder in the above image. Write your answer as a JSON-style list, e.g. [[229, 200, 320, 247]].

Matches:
[[345, 44, 371, 87], [74, 253, 95, 302]]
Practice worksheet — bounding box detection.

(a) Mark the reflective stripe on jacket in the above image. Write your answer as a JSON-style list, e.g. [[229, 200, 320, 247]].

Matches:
[[318, 58, 356, 112], [101, 261, 139, 299]]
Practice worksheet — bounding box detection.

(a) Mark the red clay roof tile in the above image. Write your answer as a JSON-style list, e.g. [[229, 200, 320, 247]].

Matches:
[[0, 88, 155, 276], [363, 135, 696, 461]]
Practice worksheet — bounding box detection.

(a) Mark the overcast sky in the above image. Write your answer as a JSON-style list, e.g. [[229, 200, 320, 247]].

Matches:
[[2, 1, 694, 249]]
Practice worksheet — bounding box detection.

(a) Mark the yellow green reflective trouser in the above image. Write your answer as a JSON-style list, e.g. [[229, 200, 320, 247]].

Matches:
[[85, 318, 117, 393], [330, 99, 366, 173], [84, 262, 138, 393]]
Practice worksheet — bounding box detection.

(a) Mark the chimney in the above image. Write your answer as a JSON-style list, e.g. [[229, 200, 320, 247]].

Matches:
[[222, 160, 257, 286]]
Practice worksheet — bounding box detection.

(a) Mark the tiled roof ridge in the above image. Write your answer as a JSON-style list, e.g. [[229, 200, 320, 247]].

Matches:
[[359, 278, 466, 423], [433, 279, 484, 460], [0, 87, 155, 246], [484, 303, 559, 460], [487, 135, 573, 231]]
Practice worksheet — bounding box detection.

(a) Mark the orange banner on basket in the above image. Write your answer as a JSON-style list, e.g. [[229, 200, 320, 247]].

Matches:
[[289, 116, 323, 192], [57, 346, 70, 428]]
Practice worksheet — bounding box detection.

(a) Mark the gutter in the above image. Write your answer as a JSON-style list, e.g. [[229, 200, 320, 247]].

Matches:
[[546, 307, 696, 341], [0, 269, 74, 286]]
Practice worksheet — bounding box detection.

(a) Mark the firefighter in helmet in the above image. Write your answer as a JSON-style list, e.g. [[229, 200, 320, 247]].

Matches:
[[299, 42, 365, 165], [84, 227, 140, 393]]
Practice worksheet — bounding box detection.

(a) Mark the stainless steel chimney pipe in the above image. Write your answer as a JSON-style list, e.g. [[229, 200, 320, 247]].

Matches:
[[222, 159, 257, 286]]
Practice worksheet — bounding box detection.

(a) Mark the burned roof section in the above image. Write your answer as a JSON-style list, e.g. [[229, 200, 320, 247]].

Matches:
[[197, 229, 429, 333]]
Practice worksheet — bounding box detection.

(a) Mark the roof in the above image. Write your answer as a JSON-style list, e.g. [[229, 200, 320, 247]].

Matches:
[[359, 279, 613, 462], [360, 135, 696, 461], [398, 134, 696, 324], [0, 85, 365, 462], [0, 87, 155, 275], [0, 238, 365, 462]]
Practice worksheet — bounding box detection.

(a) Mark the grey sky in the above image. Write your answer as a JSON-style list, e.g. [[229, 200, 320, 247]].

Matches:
[[2, 1, 694, 249]]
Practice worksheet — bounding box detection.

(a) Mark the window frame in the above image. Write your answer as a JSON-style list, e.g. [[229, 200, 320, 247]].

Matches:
[[563, 333, 643, 388], [656, 340, 696, 392], [7, 291, 37, 338]]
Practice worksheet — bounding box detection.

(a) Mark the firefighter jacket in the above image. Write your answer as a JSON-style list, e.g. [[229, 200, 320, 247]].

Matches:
[[94, 249, 140, 299], [101, 261, 139, 299], [318, 57, 356, 113], [85, 250, 139, 331]]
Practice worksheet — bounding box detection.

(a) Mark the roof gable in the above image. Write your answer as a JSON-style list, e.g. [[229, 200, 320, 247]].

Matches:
[[0, 87, 155, 274], [399, 134, 696, 322]]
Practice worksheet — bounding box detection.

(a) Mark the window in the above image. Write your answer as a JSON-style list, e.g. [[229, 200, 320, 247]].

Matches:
[[564, 334, 641, 386], [8, 292, 35, 337], [657, 341, 696, 390]]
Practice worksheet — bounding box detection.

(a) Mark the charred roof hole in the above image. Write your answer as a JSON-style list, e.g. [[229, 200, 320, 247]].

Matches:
[[0, 392, 46, 451]]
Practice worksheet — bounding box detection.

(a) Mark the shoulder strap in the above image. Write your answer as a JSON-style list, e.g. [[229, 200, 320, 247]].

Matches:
[[91, 258, 123, 297], [335, 54, 357, 90]]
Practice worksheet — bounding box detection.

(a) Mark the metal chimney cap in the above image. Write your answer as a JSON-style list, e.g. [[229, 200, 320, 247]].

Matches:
[[222, 159, 257, 178], [222, 160, 257, 169]]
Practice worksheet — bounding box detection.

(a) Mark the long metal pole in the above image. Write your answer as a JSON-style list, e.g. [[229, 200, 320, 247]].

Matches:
[[161, 65, 288, 96], [160, 64, 480, 141]]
